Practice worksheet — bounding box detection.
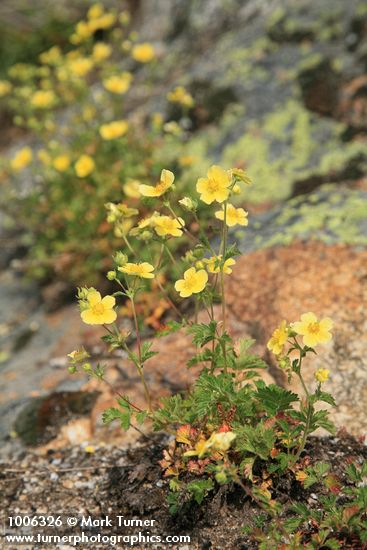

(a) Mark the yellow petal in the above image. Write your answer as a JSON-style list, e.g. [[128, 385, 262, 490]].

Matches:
[[81, 309, 101, 325], [101, 295, 116, 309], [101, 309, 117, 324], [87, 290, 101, 306], [161, 168, 174, 186]]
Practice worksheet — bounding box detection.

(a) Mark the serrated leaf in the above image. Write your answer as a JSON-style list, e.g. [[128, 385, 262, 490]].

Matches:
[[187, 479, 214, 504], [187, 321, 218, 347], [255, 384, 299, 416], [141, 341, 158, 363], [135, 411, 148, 425]]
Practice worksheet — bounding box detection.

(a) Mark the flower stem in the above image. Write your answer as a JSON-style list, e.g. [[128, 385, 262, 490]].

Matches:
[[220, 200, 228, 372], [130, 294, 152, 412]]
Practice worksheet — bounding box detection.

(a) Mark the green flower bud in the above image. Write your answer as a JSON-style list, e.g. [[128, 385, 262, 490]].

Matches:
[[113, 251, 128, 266], [107, 270, 117, 281], [215, 471, 228, 484]]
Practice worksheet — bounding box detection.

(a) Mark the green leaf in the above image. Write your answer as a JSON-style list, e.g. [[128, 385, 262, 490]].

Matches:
[[187, 479, 214, 504], [187, 321, 218, 347], [167, 491, 180, 515], [255, 384, 299, 416], [141, 341, 158, 364], [312, 410, 336, 434], [135, 411, 148, 425], [102, 406, 131, 430], [187, 348, 213, 368], [314, 390, 336, 407], [224, 242, 241, 260], [236, 423, 275, 460], [235, 353, 268, 371]]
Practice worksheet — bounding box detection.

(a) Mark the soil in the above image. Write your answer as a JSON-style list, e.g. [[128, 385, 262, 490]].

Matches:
[[1, 431, 366, 549]]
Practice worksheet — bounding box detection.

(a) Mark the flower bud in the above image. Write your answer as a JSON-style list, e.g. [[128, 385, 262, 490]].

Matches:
[[179, 197, 196, 211], [113, 251, 128, 266], [215, 471, 228, 484], [107, 270, 117, 281]]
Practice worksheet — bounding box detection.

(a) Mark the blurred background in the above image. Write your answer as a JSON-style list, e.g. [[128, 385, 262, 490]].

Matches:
[[0, 0, 366, 459]]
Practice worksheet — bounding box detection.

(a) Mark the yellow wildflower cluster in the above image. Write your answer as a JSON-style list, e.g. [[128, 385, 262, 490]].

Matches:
[[30, 90, 56, 108], [53, 154, 70, 172], [11, 147, 33, 172], [99, 120, 129, 140], [268, 313, 333, 357], [75, 155, 95, 178], [132, 43, 156, 63], [167, 86, 194, 108], [103, 73, 132, 94], [0, 80, 12, 97]]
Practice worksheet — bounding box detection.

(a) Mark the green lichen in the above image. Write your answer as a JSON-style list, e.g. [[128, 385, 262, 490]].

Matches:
[[238, 185, 367, 252]]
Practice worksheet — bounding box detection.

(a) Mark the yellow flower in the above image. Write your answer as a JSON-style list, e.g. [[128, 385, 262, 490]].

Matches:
[[118, 262, 155, 279], [11, 147, 33, 171], [81, 291, 117, 325], [293, 312, 333, 347], [71, 21, 93, 43], [99, 120, 128, 140], [134, 212, 160, 231], [139, 169, 174, 197], [215, 203, 249, 227], [87, 3, 104, 19], [184, 431, 236, 458], [0, 80, 12, 97], [132, 43, 156, 63], [53, 154, 70, 172], [105, 202, 138, 222], [207, 431, 236, 452], [30, 90, 56, 108], [314, 368, 330, 383], [123, 179, 141, 199], [68, 57, 93, 77], [39, 46, 61, 65], [196, 165, 231, 204], [75, 155, 95, 178], [175, 267, 208, 298], [295, 471, 308, 483], [103, 73, 132, 94], [205, 255, 236, 274], [92, 42, 112, 61], [267, 320, 289, 356], [167, 86, 194, 108], [67, 347, 90, 362], [89, 13, 116, 32], [154, 215, 184, 237]]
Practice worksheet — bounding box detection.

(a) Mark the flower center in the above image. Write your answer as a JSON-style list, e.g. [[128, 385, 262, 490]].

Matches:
[[92, 303, 105, 315], [155, 182, 166, 194], [207, 178, 220, 193], [184, 274, 197, 288], [307, 322, 320, 334]]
